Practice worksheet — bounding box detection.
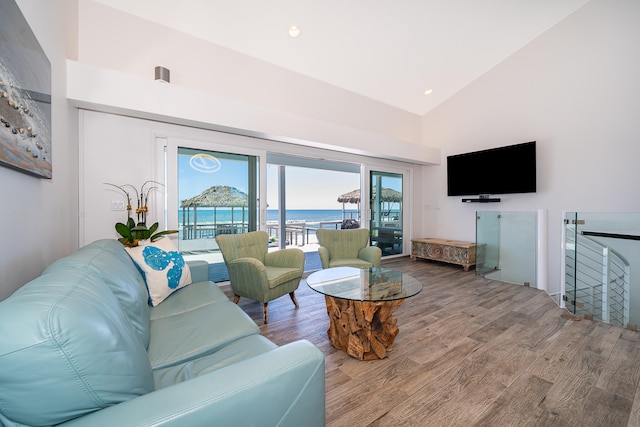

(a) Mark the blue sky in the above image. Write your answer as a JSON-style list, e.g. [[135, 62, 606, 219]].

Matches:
[[178, 149, 249, 200], [267, 165, 360, 210]]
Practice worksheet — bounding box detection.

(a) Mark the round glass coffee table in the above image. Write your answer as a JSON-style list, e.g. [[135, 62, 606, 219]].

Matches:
[[307, 266, 422, 360]]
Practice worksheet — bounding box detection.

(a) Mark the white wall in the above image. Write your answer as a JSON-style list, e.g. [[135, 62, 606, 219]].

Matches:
[[67, 60, 439, 166], [0, 0, 77, 300], [421, 0, 640, 298]]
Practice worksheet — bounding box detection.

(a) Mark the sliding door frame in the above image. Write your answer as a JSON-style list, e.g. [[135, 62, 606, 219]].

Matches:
[[363, 164, 412, 258]]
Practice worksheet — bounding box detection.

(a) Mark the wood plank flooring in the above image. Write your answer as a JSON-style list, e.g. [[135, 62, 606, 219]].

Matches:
[[221, 256, 640, 426]]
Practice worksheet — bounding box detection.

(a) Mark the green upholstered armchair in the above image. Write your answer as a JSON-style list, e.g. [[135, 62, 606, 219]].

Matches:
[[216, 230, 305, 324], [316, 228, 382, 269]]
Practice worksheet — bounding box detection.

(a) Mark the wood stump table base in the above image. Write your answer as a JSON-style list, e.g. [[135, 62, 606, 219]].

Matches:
[[324, 295, 404, 360]]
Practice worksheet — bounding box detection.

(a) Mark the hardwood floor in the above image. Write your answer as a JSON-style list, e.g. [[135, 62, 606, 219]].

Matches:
[[222, 257, 640, 426]]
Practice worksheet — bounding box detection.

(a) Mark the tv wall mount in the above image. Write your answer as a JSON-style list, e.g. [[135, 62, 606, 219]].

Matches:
[[462, 194, 501, 203]]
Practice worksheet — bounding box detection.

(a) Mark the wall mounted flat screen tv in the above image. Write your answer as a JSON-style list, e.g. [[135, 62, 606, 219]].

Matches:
[[447, 141, 536, 196]]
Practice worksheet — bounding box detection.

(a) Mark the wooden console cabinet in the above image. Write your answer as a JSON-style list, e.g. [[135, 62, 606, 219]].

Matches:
[[411, 238, 477, 271]]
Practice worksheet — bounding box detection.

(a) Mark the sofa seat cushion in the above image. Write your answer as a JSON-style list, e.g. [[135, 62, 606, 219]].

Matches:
[[153, 335, 277, 389], [149, 280, 229, 321], [329, 258, 373, 269], [0, 269, 154, 426], [266, 266, 304, 289], [148, 300, 260, 370]]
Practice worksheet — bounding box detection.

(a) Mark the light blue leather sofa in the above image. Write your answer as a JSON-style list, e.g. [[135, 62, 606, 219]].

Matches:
[[0, 239, 325, 427]]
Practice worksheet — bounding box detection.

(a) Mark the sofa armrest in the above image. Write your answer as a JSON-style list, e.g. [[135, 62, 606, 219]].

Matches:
[[186, 260, 209, 283], [264, 248, 305, 269], [317, 246, 330, 269], [358, 246, 382, 268], [226, 257, 269, 293], [58, 340, 325, 427]]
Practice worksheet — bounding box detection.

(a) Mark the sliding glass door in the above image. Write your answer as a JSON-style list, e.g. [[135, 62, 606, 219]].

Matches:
[[266, 154, 360, 250], [369, 170, 404, 256], [177, 147, 258, 251], [163, 134, 265, 255]]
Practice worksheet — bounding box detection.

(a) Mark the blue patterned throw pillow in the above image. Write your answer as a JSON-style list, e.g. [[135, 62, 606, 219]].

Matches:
[[126, 237, 192, 306]]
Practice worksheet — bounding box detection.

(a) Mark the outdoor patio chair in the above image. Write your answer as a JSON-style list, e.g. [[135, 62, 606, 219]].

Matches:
[[316, 228, 381, 269], [215, 230, 305, 324], [341, 219, 360, 229]]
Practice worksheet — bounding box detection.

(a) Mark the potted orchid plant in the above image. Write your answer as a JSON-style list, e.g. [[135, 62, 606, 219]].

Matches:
[[105, 180, 178, 247]]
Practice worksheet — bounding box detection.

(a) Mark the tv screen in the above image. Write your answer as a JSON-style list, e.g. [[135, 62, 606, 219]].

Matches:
[[447, 141, 536, 196]]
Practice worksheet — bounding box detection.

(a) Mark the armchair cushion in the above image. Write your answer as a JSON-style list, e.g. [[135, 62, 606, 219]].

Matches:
[[264, 249, 305, 288], [325, 258, 372, 269], [266, 266, 304, 288]]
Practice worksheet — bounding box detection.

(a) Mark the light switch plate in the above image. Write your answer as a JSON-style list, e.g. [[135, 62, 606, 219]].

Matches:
[[111, 200, 125, 211]]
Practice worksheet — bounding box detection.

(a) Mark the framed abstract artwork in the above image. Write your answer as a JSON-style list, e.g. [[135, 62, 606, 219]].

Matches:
[[0, 0, 51, 178]]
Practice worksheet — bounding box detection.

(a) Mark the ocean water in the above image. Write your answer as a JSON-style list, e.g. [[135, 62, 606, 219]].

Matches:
[[178, 208, 361, 225]]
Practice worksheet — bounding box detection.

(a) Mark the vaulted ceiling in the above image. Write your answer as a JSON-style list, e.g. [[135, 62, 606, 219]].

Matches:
[[94, 0, 589, 116]]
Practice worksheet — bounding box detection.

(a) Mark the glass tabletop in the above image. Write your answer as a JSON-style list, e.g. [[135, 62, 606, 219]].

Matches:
[[306, 267, 422, 302]]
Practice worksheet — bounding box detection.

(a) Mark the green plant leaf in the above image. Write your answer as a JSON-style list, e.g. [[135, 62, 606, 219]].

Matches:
[[147, 222, 159, 235], [115, 222, 131, 238], [150, 229, 178, 242], [129, 223, 148, 239]]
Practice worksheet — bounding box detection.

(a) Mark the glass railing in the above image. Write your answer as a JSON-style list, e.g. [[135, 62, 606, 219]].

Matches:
[[476, 211, 537, 287]]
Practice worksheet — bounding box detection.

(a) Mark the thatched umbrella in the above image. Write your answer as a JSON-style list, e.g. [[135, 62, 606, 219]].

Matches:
[[337, 188, 402, 220], [373, 188, 402, 222], [337, 189, 361, 221], [337, 189, 362, 205], [180, 185, 248, 239], [181, 185, 248, 208]]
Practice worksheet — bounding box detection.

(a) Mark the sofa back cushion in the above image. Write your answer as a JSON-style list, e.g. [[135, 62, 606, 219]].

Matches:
[[45, 239, 151, 348], [317, 228, 370, 259], [0, 268, 154, 426]]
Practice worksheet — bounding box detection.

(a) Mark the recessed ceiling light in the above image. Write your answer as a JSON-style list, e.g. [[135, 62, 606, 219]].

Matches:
[[424, 89, 433, 95], [288, 25, 301, 38]]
